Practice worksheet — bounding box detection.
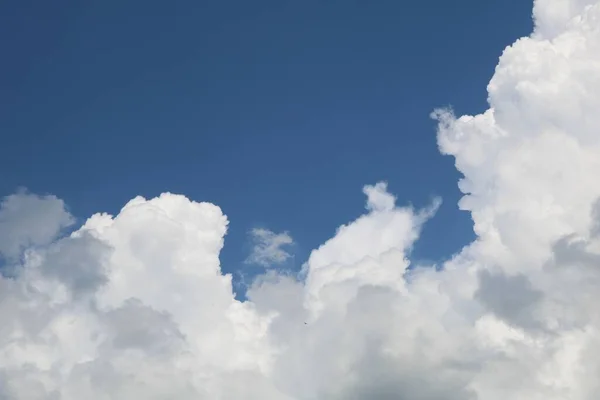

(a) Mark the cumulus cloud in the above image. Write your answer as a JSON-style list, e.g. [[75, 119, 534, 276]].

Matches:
[[0, 191, 74, 261], [245, 228, 294, 268], [2, 0, 600, 398]]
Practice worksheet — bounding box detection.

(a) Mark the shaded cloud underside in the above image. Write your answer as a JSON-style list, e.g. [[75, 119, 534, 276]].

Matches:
[[3, 1, 600, 398]]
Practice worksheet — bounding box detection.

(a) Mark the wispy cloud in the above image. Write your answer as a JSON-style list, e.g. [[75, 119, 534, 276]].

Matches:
[[245, 228, 294, 267]]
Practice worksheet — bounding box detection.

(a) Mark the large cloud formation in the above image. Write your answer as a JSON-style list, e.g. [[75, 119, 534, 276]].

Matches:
[[2, 0, 600, 398]]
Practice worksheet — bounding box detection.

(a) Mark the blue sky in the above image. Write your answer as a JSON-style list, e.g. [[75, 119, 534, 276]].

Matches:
[[1, 1, 532, 282]]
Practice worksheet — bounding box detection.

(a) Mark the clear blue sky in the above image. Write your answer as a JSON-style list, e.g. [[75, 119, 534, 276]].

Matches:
[[1, 1, 533, 282]]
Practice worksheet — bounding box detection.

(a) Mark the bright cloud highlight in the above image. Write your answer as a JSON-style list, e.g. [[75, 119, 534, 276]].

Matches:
[[2, 0, 600, 398]]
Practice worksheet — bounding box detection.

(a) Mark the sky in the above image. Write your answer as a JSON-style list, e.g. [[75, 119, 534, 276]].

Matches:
[[1, 0, 534, 281], [4, 0, 600, 399]]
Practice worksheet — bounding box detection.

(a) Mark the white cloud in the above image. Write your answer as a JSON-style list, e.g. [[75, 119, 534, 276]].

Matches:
[[245, 228, 294, 268], [0, 191, 74, 260], [2, 0, 600, 398]]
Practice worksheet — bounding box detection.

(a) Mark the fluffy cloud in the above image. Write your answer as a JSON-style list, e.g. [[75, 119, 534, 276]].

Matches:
[[2, 0, 600, 398], [0, 192, 74, 261], [245, 228, 294, 268]]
